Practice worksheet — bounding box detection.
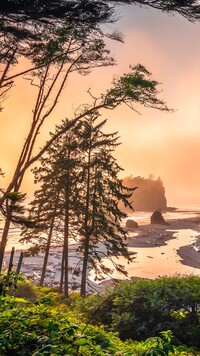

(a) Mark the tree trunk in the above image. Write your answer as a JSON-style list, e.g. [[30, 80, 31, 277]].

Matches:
[[80, 234, 90, 297], [7, 246, 15, 273], [13, 251, 23, 294], [40, 220, 54, 286], [63, 204, 69, 298], [80, 139, 92, 297], [40, 193, 60, 286], [0, 218, 11, 272], [63, 167, 70, 298], [59, 248, 65, 293]]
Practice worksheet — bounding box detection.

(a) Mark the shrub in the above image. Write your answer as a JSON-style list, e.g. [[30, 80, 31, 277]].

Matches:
[[87, 276, 200, 348]]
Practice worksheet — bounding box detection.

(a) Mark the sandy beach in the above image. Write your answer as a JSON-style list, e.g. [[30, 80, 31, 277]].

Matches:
[[2, 213, 200, 290], [123, 215, 200, 275], [90, 214, 200, 283]]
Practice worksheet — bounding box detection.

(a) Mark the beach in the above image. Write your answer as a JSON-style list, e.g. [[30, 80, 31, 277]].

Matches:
[[2, 210, 200, 290], [127, 216, 200, 270], [89, 212, 200, 283]]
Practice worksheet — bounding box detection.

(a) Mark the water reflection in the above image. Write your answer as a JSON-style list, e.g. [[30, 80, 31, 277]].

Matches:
[[89, 229, 200, 282]]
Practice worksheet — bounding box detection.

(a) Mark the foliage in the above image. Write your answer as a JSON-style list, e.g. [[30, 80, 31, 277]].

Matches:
[[4, 192, 27, 223], [12, 276, 200, 352], [0, 287, 199, 356], [0, 294, 141, 355], [1, 1, 200, 35], [14, 280, 38, 302], [20, 115, 137, 296], [127, 1, 200, 22], [143, 330, 174, 356], [0, 272, 24, 296], [0, 297, 78, 355], [78, 275, 200, 349]]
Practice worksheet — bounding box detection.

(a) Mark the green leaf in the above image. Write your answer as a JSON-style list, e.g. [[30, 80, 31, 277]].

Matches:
[[74, 337, 88, 346]]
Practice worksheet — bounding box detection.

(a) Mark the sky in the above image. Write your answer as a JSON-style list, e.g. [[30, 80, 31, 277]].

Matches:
[[1, 4, 200, 209]]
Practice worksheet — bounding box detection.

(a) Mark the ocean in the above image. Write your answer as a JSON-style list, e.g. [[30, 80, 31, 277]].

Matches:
[[1, 209, 200, 283]]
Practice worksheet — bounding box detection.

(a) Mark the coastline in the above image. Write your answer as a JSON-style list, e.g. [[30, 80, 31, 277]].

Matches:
[[2, 214, 200, 289], [125, 216, 200, 273]]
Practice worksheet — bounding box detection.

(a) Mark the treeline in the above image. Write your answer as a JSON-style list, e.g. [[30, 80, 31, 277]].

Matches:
[[120, 175, 167, 212]]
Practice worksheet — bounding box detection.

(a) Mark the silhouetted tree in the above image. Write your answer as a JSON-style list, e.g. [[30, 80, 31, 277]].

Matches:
[[73, 116, 135, 296], [0, 0, 115, 106], [20, 122, 82, 295], [0, 64, 169, 271], [1, 0, 200, 106], [21, 114, 135, 296]]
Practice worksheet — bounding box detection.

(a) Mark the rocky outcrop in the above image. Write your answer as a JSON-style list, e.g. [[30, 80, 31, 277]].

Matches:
[[120, 176, 167, 212], [126, 219, 138, 228], [150, 210, 169, 225]]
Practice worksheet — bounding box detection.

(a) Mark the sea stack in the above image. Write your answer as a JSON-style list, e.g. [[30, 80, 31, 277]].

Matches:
[[150, 210, 169, 225], [126, 219, 139, 228]]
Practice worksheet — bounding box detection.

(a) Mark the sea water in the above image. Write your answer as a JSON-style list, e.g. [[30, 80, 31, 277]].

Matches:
[[90, 209, 200, 281], [1, 209, 200, 280], [94, 229, 200, 281], [124, 209, 200, 226], [1, 209, 199, 251]]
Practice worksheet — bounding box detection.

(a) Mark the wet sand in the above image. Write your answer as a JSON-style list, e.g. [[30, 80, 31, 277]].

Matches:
[[2, 215, 200, 288], [126, 216, 200, 271]]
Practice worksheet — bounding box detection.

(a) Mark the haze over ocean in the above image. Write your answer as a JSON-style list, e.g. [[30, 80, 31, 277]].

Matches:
[[1, 4, 200, 208]]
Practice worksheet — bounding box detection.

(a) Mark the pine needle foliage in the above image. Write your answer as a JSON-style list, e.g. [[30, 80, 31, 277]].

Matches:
[[21, 113, 136, 296]]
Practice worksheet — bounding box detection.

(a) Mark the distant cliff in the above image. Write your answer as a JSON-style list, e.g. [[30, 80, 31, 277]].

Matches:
[[121, 175, 167, 212]]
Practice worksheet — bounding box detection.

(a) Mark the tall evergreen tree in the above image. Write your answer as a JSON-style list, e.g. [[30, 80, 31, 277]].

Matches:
[[21, 120, 83, 296], [73, 115, 135, 296], [21, 114, 136, 296]]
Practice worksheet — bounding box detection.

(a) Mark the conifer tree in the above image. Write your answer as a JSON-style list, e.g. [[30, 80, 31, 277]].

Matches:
[[73, 115, 135, 296], [21, 120, 82, 296], [21, 114, 136, 296]]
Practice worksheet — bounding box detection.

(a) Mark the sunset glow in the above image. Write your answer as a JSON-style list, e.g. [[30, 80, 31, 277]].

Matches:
[[1, 4, 200, 208]]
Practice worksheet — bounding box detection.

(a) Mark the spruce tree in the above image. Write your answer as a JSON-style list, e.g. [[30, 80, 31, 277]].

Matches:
[[22, 115, 136, 296], [70, 114, 136, 296], [21, 121, 82, 295]]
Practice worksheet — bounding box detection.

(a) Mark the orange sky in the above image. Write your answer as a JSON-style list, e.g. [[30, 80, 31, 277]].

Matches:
[[1, 4, 200, 208]]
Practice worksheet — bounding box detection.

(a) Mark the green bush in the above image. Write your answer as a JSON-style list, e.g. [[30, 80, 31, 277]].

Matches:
[[0, 272, 24, 296], [85, 276, 200, 349], [0, 289, 198, 355], [14, 280, 38, 302], [0, 295, 138, 355]]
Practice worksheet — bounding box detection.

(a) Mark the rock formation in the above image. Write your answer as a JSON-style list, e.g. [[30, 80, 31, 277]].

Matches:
[[150, 210, 169, 225], [126, 219, 138, 228], [119, 175, 167, 212]]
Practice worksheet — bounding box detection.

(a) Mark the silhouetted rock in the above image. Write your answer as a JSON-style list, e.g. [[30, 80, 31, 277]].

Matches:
[[126, 219, 138, 228], [119, 175, 167, 212], [150, 210, 169, 225]]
